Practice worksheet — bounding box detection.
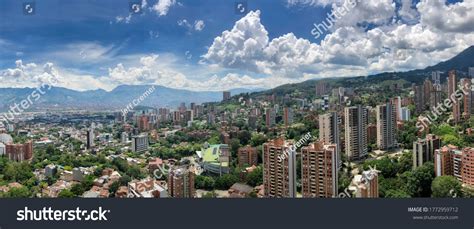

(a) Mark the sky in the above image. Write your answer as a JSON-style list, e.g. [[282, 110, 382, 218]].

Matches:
[[0, 0, 473, 92]]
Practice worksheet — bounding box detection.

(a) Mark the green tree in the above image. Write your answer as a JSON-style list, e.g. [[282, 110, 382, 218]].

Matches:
[[431, 176, 462, 198], [58, 189, 75, 198], [3, 187, 31, 198], [70, 183, 85, 196], [195, 175, 215, 190], [215, 174, 239, 190], [245, 166, 263, 187]]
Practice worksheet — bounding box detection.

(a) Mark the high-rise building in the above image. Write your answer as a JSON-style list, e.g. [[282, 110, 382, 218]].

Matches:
[[0, 143, 5, 156], [435, 146, 474, 186], [5, 141, 33, 162], [131, 134, 149, 153], [121, 132, 129, 144], [138, 115, 149, 132], [423, 79, 432, 107], [223, 91, 231, 101], [319, 112, 341, 166], [263, 138, 296, 198], [391, 97, 402, 121], [400, 107, 411, 121], [461, 148, 474, 186], [448, 70, 461, 123], [265, 108, 276, 127], [414, 85, 425, 114], [301, 141, 338, 198], [86, 129, 94, 149], [349, 168, 379, 198], [321, 95, 330, 111], [344, 106, 368, 161], [460, 78, 472, 119], [376, 102, 397, 150], [238, 146, 258, 167], [431, 71, 442, 108], [413, 134, 441, 169], [283, 107, 294, 127], [168, 165, 195, 198], [367, 124, 377, 144], [315, 81, 329, 97]]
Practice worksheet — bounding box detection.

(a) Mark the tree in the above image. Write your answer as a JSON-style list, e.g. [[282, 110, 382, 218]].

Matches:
[[70, 183, 85, 196], [384, 189, 411, 198], [401, 162, 434, 197], [250, 134, 267, 147], [431, 176, 462, 198], [108, 181, 120, 196], [215, 174, 239, 190], [195, 175, 215, 190], [238, 131, 252, 145], [58, 189, 75, 198], [3, 187, 31, 198], [246, 166, 263, 187]]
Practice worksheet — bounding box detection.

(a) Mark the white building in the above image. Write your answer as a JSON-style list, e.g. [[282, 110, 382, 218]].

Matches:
[[0, 142, 5, 155], [131, 134, 149, 153], [401, 107, 411, 121]]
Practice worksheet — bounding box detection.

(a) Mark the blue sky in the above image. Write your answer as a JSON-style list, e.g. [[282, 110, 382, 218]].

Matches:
[[0, 0, 472, 91]]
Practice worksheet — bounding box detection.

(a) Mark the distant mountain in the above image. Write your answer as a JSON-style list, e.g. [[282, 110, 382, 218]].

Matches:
[[252, 45, 474, 97], [0, 85, 261, 112], [424, 45, 474, 72]]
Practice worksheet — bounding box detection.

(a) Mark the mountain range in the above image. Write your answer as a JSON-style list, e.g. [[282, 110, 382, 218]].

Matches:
[[0, 45, 473, 112], [0, 86, 258, 112]]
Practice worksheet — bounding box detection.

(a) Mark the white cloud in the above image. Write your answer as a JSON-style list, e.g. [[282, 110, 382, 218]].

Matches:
[[417, 0, 474, 33], [194, 20, 205, 31], [178, 19, 206, 32], [152, 0, 177, 16], [203, 2, 474, 79]]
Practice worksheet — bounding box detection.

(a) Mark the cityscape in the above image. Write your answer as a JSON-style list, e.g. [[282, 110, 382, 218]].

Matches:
[[0, 0, 473, 199]]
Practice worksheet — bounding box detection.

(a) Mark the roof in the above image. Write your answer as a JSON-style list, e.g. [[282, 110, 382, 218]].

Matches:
[[229, 183, 253, 194], [201, 144, 229, 167]]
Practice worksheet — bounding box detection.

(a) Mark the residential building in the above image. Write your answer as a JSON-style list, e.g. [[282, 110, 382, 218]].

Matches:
[[263, 138, 296, 198], [344, 106, 368, 161], [448, 70, 461, 123], [283, 107, 294, 127], [349, 168, 379, 198], [0, 143, 4, 155], [376, 102, 397, 150], [319, 111, 341, 167], [460, 78, 472, 119], [413, 134, 441, 169], [86, 129, 94, 149], [265, 108, 276, 127], [168, 165, 195, 198], [391, 96, 402, 121], [301, 141, 338, 198], [131, 134, 149, 153], [401, 107, 411, 121], [128, 178, 168, 198], [5, 141, 33, 162], [238, 146, 258, 167]]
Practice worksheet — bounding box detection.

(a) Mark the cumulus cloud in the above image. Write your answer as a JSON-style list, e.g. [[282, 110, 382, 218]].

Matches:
[[417, 0, 474, 33], [203, 1, 474, 79]]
